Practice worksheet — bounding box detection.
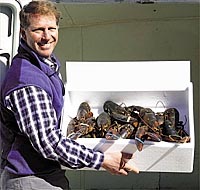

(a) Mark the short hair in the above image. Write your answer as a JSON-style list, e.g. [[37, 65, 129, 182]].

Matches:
[[20, 0, 61, 29]]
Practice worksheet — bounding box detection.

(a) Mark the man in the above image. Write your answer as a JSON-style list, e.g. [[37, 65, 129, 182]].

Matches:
[[0, 1, 139, 189]]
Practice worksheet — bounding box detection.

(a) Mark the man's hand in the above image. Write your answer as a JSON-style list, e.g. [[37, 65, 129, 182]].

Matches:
[[101, 152, 139, 175]]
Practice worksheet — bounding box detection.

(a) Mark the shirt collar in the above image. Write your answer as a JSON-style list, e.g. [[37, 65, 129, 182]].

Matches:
[[42, 57, 57, 71]]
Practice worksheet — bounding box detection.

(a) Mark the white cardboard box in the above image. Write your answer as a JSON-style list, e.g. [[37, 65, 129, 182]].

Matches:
[[61, 61, 194, 173]]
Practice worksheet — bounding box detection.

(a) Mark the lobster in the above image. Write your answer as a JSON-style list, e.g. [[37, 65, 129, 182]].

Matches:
[[66, 101, 190, 152]]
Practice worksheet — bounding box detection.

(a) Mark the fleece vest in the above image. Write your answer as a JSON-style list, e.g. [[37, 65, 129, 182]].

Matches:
[[0, 39, 65, 175]]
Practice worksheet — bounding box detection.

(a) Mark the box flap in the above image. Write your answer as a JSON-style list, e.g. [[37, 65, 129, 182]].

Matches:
[[66, 61, 190, 90]]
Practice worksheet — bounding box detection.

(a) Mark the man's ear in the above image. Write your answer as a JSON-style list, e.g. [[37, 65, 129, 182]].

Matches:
[[20, 28, 26, 41]]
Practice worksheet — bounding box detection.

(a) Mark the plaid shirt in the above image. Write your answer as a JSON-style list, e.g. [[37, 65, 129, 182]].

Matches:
[[4, 85, 104, 169]]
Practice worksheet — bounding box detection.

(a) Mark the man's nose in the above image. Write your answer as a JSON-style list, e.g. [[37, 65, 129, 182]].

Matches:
[[42, 29, 51, 39]]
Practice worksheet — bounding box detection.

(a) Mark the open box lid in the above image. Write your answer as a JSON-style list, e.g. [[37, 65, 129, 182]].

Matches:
[[65, 61, 190, 91]]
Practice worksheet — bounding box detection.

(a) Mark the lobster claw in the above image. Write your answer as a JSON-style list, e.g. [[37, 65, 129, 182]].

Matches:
[[119, 124, 135, 139], [105, 125, 120, 140], [135, 137, 144, 152], [135, 125, 147, 151], [161, 120, 190, 143], [146, 132, 162, 142], [163, 108, 180, 129], [96, 112, 111, 137], [135, 125, 162, 151], [76, 102, 93, 121], [139, 108, 160, 131]]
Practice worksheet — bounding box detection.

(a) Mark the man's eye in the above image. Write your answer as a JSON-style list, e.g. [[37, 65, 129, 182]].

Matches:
[[49, 28, 57, 31], [32, 28, 44, 32], [31, 27, 57, 33]]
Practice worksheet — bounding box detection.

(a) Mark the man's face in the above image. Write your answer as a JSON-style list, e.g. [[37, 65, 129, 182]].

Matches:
[[21, 14, 58, 58]]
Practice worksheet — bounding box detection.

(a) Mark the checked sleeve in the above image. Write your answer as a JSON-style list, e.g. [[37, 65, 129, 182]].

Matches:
[[4, 85, 104, 169]]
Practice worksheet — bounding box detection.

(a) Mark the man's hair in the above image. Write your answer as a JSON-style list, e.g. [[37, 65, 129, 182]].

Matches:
[[20, 0, 61, 29]]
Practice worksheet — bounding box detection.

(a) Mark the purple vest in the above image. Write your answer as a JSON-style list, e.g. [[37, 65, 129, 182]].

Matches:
[[0, 39, 65, 175]]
